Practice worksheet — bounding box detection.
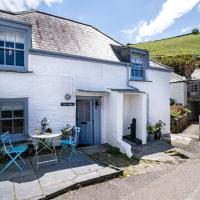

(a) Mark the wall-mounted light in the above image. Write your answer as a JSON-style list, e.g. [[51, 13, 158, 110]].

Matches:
[[65, 94, 71, 100], [95, 99, 100, 108]]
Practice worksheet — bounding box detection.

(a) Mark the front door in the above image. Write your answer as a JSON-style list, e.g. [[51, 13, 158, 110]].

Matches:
[[76, 98, 101, 145]]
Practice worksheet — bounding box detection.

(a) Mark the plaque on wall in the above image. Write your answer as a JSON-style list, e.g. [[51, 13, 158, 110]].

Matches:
[[60, 102, 75, 106]]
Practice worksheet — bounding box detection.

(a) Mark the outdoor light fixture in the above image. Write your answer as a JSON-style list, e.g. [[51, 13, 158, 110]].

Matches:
[[95, 99, 100, 108], [65, 94, 71, 100]]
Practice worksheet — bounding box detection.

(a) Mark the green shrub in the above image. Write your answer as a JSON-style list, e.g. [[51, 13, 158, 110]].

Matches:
[[171, 110, 181, 119], [153, 54, 199, 76], [192, 28, 199, 35]]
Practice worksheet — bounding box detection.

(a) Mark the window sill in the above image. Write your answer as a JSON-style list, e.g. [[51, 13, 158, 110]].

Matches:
[[0, 69, 33, 73], [129, 79, 152, 82]]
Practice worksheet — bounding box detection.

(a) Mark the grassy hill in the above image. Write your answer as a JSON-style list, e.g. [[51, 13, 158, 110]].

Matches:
[[131, 33, 200, 58], [129, 33, 200, 76]]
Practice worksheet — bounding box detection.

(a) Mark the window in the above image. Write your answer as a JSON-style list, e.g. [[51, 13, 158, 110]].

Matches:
[[0, 29, 25, 69], [130, 53, 145, 80], [0, 99, 28, 141], [190, 83, 198, 92]]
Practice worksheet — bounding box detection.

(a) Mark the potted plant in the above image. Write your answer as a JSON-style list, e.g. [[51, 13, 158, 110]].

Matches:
[[39, 117, 49, 134], [45, 128, 53, 134], [61, 124, 72, 139], [154, 120, 166, 140], [147, 123, 155, 142]]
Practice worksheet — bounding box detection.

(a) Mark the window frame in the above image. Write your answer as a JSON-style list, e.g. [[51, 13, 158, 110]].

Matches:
[[0, 98, 28, 142], [130, 54, 145, 80], [190, 83, 198, 93], [129, 48, 149, 81], [0, 18, 31, 72]]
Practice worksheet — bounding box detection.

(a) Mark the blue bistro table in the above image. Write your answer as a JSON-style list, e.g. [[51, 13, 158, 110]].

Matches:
[[31, 133, 61, 170]]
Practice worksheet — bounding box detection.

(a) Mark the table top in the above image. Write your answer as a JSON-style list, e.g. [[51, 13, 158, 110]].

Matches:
[[31, 133, 62, 139]]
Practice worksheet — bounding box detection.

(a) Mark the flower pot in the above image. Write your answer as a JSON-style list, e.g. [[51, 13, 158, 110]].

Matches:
[[154, 131, 161, 140], [148, 133, 155, 142]]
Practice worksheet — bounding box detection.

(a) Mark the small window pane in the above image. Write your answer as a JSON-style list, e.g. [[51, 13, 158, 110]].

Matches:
[[16, 43, 24, 49], [13, 110, 24, 118], [16, 32, 24, 44], [6, 31, 14, 48], [16, 50, 24, 66], [1, 110, 12, 118], [0, 48, 4, 64], [0, 41, 4, 47], [6, 31, 14, 42], [0, 31, 5, 47], [6, 49, 14, 65], [85, 112, 90, 121], [14, 119, 24, 133], [2, 120, 12, 133]]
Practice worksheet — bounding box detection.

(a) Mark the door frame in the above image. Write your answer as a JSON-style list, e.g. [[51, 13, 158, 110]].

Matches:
[[76, 96, 101, 145]]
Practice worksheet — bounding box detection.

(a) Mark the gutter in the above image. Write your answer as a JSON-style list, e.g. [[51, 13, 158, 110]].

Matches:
[[30, 48, 128, 67]]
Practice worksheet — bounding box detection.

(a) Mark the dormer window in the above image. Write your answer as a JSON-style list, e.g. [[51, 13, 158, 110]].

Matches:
[[131, 54, 144, 80], [130, 49, 149, 81]]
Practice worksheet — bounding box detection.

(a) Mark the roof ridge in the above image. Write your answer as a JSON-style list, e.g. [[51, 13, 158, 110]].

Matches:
[[0, 8, 16, 15], [16, 9, 123, 46]]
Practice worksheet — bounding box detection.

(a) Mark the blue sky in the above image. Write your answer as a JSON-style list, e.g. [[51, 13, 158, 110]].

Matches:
[[1, 0, 200, 44]]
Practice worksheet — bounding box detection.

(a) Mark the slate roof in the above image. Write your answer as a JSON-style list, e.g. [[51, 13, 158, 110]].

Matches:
[[0, 9, 172, 71], [191, 68, 200, 80], [149, 60, 172, 71], [0, 9, 122, 62], [170, 72, 186, 83]]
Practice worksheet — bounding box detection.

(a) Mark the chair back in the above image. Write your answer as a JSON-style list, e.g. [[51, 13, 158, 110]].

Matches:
[[0, 132, 12, 153], [73, 127, 80, 144]]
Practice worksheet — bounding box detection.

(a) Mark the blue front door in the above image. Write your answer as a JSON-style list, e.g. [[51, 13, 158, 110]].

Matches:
[[76, 98, 101, 145]]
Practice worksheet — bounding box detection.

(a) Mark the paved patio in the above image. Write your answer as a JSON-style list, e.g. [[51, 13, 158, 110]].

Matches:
[[0, 151, 121, 200]]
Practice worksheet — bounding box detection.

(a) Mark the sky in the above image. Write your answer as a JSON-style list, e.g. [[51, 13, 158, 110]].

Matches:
[[0, 0, 200, 44]]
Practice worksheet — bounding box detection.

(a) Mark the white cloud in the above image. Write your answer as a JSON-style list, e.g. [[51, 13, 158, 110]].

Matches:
[[181, 27, 191, 33], [0, 0, 63, 11], [121, 0, 200, 43]]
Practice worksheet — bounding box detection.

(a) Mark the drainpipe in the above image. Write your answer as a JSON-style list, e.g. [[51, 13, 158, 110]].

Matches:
[[126, 63, 149, 124]]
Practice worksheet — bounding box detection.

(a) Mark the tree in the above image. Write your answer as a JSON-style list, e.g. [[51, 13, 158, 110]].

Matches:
[[192, 28, 199, 35]]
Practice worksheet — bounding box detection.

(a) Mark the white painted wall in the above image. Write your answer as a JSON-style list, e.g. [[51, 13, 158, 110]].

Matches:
[[123, 94, 147, 144], [129, 69, 171, 134], [0, 72, 75, 135], [0, 53, 128, 140], [104, 91, 132, 157], [0, 53, 171, 156], [170, 82, 187, 106]]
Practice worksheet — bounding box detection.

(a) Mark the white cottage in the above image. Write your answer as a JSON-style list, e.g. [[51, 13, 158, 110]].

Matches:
[[0, 10, 171, 156]]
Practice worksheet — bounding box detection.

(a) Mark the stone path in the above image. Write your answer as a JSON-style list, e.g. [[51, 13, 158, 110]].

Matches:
[[178, 123, 200, 140], [0, 151, 121, 200]]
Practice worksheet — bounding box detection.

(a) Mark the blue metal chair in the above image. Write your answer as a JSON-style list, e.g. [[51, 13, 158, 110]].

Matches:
[[60, 127, 80, 161], [0, 132, 28, 174]]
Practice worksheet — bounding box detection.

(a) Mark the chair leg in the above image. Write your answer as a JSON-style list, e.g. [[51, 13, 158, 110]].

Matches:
[[0, 153, 23, 174], [59, 145, 64, 158], [19, 155, 26, 165], [68, 146, 77, 161]]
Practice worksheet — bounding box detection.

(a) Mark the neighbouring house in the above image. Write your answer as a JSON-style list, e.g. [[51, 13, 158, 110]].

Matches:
[[0, 9, 171, 157], [170, 72, 187, 106], [170, 68, 200, 121], [187, 68, 200, 120]]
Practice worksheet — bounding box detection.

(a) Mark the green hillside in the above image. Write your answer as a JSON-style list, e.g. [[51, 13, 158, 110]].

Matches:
[[129, 33, 200, 76], [131, 33, 200, 58]]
